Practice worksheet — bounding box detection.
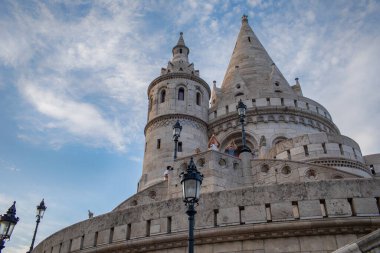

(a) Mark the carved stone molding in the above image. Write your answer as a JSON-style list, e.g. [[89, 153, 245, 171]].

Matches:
[[145, 114, 208, 135], [148, 73, 211, 96]]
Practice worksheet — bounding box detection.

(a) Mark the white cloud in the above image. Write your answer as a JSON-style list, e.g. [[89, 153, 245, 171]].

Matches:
[[19, 82, 126, 151]]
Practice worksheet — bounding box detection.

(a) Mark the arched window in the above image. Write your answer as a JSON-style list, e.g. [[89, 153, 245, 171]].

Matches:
[[196, 92, 201, 106], [180, 48, 182, 54], [160, 89, 166, 103], [178, 87, 185, 101]]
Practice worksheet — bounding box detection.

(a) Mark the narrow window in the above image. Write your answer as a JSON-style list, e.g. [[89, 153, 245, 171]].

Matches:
[[145, 142, 147, 152], [248, 36, 251, 42], [322, 143, 327, 154], [51, 247, 53, 253], [146, 220, 151, 237], [324, 111, 327, 118], [320, 199, 327, 217], [109, 227, 114, 243], [265, 204, 272, 222], [306, 103, 309, 110], [94, 232, 98, 247], [59, 243, 62, 253], [126, 223, 131, 240], [178, 87, 185, 100], [252, 99, 256, 106], [266, 98, 270, 105], [178, 142, 183, 152], [281, 98, 284, 106], [179, 48, 182, 54], [213, 209, 218, 227], [80, 235, 84, 250], [196, 92, 201, 106], [214, 110, 217, 118], [157, 139, 161, 149], [69, 239, 73, 252], [348, 198, 356, 216], [316, 107, 319, 113], [339, 144, 344, 155], [294, 100, 298, 107], [179, 67, 183, 71], [160, 89, 166, 103], [167, 217, 172, 233], [304, 145, 309, 156], [239, 206, 245, 224], [352, 148, 357, 159], [292, 201, 300, 219], [287, 150, 291, 160], [376, 197, 380, 213]]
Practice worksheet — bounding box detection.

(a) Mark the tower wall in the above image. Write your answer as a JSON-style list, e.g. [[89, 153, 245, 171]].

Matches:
[[140, 75, 209, 191]]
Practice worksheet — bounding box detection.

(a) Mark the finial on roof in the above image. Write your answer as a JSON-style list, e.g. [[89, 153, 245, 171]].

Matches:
[[213, 80, 217, 87], [180, 32, 183, 36], [295, 77, 300, 85], [242, 14, 248, 24]]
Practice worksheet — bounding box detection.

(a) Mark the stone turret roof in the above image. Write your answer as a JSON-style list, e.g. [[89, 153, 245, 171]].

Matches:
[[220, 15, 293, 100]]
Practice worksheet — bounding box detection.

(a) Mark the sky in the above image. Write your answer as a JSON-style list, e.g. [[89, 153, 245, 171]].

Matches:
[[0, 0, 379, 252]]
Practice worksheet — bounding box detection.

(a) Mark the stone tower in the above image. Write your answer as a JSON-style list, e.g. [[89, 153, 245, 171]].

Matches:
[[140, 33, 210, 191]]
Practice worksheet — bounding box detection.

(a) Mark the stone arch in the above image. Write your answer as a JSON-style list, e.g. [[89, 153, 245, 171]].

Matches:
[[219, 131, 258, 156], [271, 135, 289, 146]]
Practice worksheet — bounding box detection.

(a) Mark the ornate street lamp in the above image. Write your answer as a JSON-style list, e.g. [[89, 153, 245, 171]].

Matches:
[[236, 99, 251, 153], [180, 157, 203, 253], [173, 120, 182, 160], [0, 201, 19, 253], [27, 199, 47, 253]]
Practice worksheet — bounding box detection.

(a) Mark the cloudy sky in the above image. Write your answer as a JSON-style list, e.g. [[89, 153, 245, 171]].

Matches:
[[0, 0, 379, 252]]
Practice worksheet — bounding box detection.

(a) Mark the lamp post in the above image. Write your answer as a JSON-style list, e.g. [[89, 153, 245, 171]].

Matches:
[[27, 199, 47, 253], [236, 99, 251, 153], [180, 157, 203, 253], [173, 120, 182, 160], [0, 201, 19, 253]]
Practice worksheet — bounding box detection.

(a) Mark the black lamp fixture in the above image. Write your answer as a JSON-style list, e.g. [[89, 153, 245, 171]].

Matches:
[[236, 99, 251, 153], [27, 199, 47, 253], [0, 201, 19, 253], [173, 120, 182, 160], [180, 157, 203, 253]]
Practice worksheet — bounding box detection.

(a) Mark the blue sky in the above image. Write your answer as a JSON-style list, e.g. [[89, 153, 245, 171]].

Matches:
[[0, 1, 379, 252]]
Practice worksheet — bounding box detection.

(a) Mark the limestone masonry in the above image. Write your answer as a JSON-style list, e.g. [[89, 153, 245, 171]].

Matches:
[[34, 16, 380, 253]]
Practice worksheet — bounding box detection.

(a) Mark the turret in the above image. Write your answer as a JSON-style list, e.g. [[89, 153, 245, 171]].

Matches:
[[140, 33, 210, 191]]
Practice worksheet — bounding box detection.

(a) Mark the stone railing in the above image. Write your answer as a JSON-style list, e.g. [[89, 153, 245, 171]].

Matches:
[[33, 179, 380, 253]]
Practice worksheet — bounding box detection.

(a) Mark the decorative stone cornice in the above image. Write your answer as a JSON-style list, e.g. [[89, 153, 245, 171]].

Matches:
[[144, 114, 208, 135], [147, 72, 211, 96], [208, 106, 340, 134]]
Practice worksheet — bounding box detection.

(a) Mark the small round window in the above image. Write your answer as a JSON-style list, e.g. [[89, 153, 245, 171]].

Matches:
[[236, 84, 241, 89], [261, 164, 269, 174], [281, 166, 291, 175]]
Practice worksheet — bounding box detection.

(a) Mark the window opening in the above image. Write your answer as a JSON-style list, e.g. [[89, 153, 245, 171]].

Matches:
[[178, 142, 183, 152], [248, 36, 251, 42], [304, 145, 309, 156], [157, 139, 161, 149], [196, 92, 201, 106], [225, 105, 229, 114], [281, 98, 284, 106], [160, 90, 166, 103], [339, 144, 344, 155], [179, 48, 182, 54], [178, 88, 185, 100]]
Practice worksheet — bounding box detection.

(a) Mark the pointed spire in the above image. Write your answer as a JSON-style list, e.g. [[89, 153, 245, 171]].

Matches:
[[171, 32, 190, 64], [221, 16, 293, 99], [176, 32, 186, 46]]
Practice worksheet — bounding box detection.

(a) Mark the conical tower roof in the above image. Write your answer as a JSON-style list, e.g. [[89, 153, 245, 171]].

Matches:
[[220, 15, 293, 100]]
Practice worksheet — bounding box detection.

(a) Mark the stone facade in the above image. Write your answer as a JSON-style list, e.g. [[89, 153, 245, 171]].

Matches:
[[33, 16, 380, 253]]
